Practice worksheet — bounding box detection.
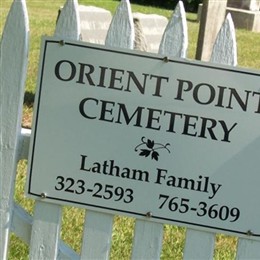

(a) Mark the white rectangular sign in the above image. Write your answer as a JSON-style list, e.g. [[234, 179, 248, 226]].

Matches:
[[27, 37, 260, 239]]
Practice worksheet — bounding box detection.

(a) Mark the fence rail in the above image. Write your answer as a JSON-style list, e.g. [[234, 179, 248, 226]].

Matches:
[[1, 0, 260, 259]]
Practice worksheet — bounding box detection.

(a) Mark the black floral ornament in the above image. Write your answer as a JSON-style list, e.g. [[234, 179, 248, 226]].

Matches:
[[134, 137, 170, 161]]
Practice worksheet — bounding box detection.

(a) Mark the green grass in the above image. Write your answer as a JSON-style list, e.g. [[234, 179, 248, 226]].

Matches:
[[1, 0, 259, 259]]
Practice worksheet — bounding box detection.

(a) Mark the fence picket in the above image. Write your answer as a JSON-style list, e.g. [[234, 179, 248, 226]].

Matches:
[[183, 13, 239, 259], [130, 3, 188, 257], [81, 212, 113, 259], [29, 202, 61, 259], [131, 220, 163, 259], [105, 0, 134, 49], [158, 1, 188, 58], [183, 229, 215, 259], [29, 0, 80, 258], [236, 238, 260, 259], [12, 203, 79, 259], [0, 0, 29, 259], [58, 243, 80, 260], [80, 1, 135, 258], [11, 203, 32, 244], [55, 0, 80, 40], [18, 128, 31, 160], [210, 13, 237, 66]]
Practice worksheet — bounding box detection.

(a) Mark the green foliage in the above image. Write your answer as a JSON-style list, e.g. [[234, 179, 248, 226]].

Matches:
[[115, 0, 202, 12], [8, 235, 29, 260]]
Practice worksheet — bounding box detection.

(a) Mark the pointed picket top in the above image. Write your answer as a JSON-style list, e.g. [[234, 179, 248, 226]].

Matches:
[[158, 1, 188, 58], [105, 0, 134, 49], [210, 13, 237, 66], [0, 0, 29, 259], [55, 0, 80, 40], [80, 2, 134, 260], [29, 1, 81, 259]]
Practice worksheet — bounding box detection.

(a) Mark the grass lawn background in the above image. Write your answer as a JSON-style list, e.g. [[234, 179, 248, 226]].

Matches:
[[1, 0, 259, 259]]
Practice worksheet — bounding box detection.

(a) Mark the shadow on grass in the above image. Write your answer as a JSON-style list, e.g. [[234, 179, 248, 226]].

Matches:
[[187, 18, 198, 23], [23, 91, 35, 107]]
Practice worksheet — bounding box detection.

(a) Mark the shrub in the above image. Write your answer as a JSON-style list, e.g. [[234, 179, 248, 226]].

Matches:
[[125, 0, 202, 12]]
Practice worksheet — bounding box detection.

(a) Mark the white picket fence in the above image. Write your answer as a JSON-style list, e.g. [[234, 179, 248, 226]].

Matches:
[[1, 0, 260, 259]]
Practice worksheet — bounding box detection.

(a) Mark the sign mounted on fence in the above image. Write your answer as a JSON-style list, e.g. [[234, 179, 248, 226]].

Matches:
[[27, 36, 260, 239]]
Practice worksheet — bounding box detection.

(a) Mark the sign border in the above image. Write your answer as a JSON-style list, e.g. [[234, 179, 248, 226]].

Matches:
[[27, 37, 260, 239]]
